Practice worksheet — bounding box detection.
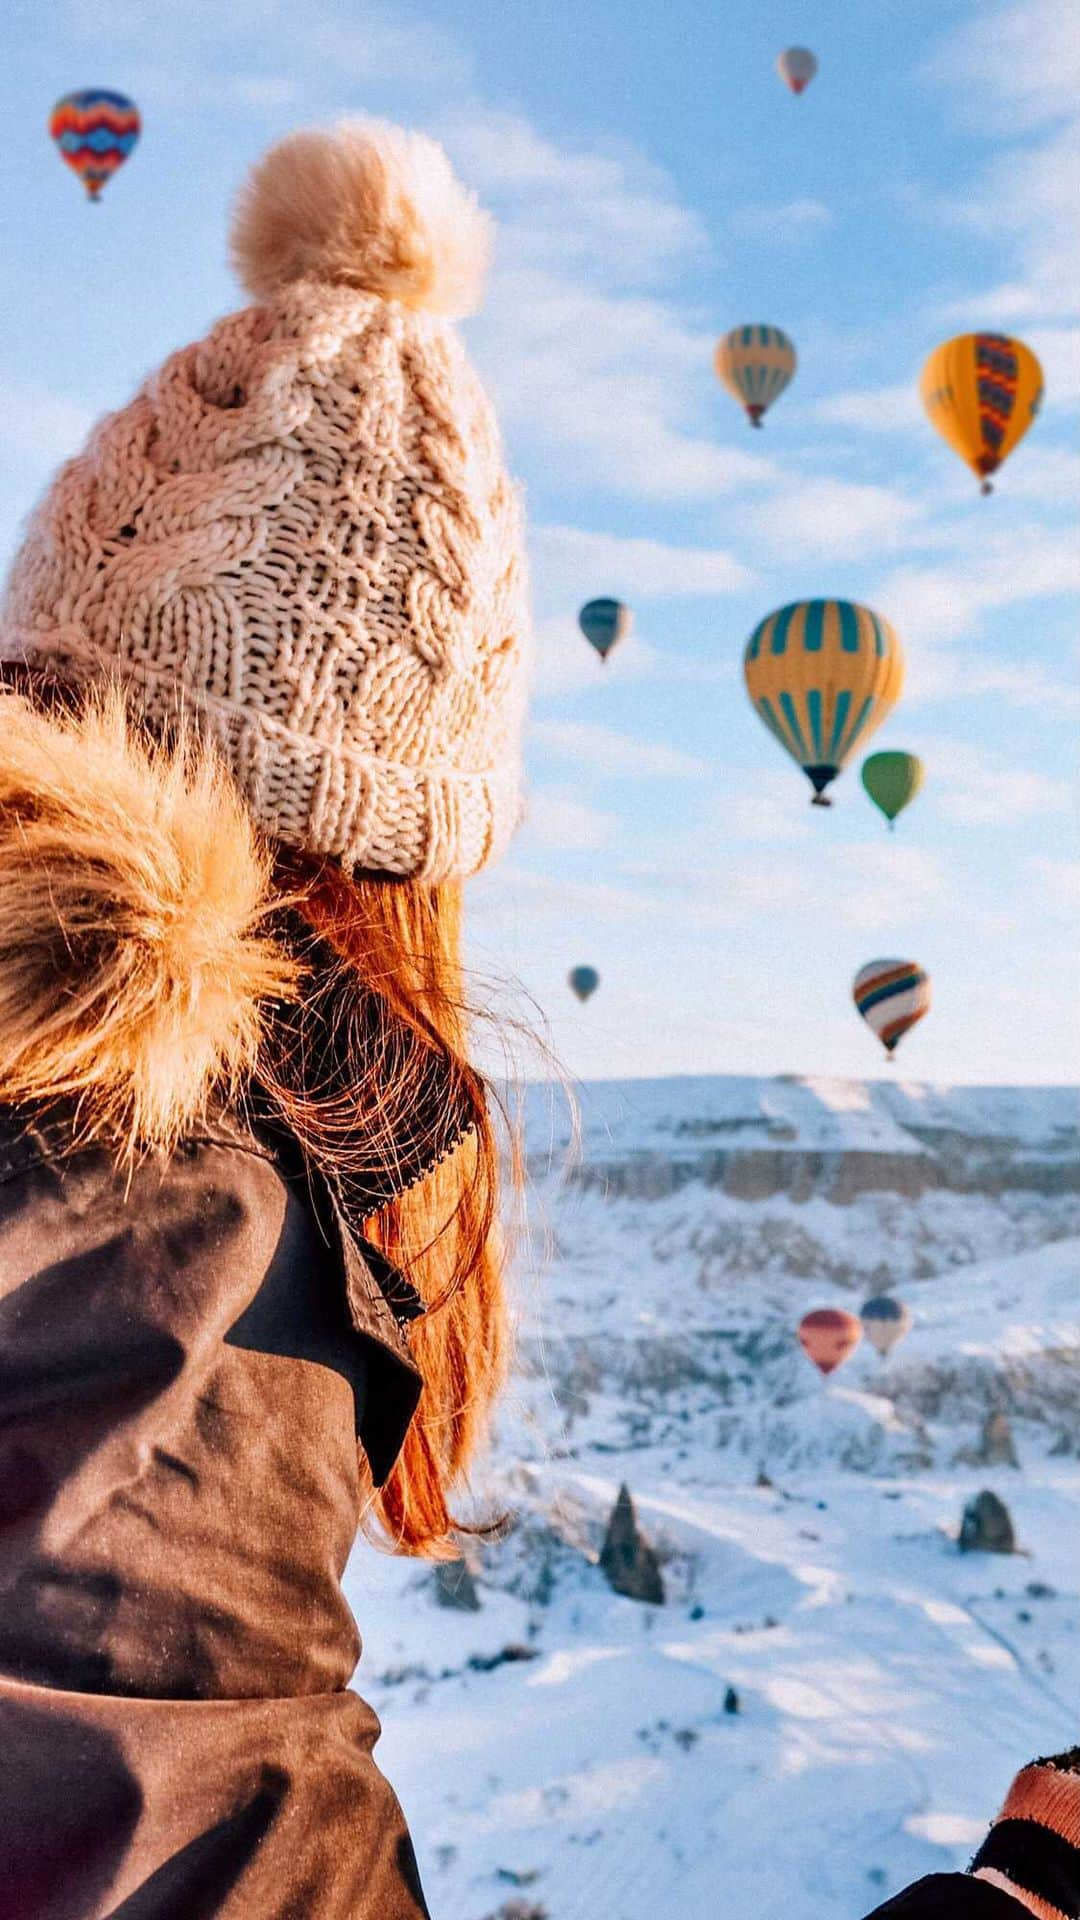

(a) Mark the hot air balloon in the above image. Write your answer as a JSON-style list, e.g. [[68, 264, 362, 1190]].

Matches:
[[777, 47, 818, 94], [714, 326, 797, 428], [853, 960, 931, 1056], [798, 1308, 862, 1377], [49, 90, 141, 201], [920, 334, 1043, 494], [861, 1295, 912, 1359], [861, 751, 924, 829], [579, 599, 633, 662], [568, 966, 600, 1003], [744, 600, 905, 805]]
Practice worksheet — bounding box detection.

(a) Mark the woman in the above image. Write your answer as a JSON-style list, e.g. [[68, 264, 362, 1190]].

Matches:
[[864, 1752, 1080, 1916], [0, 121, 528, 1916]]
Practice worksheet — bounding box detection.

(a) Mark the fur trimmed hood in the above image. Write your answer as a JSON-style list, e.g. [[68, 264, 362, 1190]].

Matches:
[[0, 689, 296, 1156]]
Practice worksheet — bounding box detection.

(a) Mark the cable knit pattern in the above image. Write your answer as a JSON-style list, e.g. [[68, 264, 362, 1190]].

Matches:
[[1, 126, 529, 882]]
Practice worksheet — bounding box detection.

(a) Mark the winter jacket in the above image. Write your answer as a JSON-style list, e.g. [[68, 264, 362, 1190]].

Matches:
[[0, 1102, 434, 1918], [863, 1756, 1080, 1918], [0, 693, 439, 1917]]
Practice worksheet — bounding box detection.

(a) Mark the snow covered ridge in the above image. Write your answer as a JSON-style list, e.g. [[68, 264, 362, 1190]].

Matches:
[[521, 1074, 1080, 1202], [513, 1073, 1080, 1461], [345, 1078, 1080, 1918]]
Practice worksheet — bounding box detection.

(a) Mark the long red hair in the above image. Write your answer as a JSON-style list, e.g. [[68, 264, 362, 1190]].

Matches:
[[268, 855, 511, 1560], [0, 667, 507, 1560]]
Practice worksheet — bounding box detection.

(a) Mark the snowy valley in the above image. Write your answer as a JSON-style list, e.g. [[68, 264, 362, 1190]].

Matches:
[[345, 1075, 1080, 1920]]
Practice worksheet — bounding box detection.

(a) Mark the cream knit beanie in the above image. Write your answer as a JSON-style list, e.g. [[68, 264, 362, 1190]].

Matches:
[[2, 122, 530, 881]]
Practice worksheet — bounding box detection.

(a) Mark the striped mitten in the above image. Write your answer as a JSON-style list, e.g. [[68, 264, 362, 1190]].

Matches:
[[971, 1752, 1080, 1918]]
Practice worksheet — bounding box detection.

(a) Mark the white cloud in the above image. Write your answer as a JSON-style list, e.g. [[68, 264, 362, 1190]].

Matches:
[[998, 442, 1080, 498], [528, 614, 661, 698], [1026, 855, 1080, 915], [741, 477, 924, 559], [918, 739, 1073, 825], [447, 110, 707, 286], [922, 0, 1080, 134], [924, 3, 1080, 323], [0, 379, 94, 464], [1027, 326, 1080, 408], [531, 718, 707, 781], [470, 864, 654, 931], [721, 775, 813, 845], [877, 525, 1080, 642], [67, 0, 472, 102], [473, 266, 775, 503], [833, 845, 949, 931], [637, 858, 810, 925], [522, 789, 616, 854], [810, 382, 923, 435], [530, 525, 752, 604], [439, 109, 778, 505], [731, 199, 833, 242]]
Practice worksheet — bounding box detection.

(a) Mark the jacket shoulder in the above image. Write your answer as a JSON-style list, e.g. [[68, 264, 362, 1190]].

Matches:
[[0, 1101, 270, 1187], [0, 1101, 421, 1485]]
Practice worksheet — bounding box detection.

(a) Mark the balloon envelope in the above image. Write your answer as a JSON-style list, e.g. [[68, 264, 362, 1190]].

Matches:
[[778, 47, 818, 92], [744, 600, 905, 803], [798, 1308, 861, 1376], [861, 1295, 913, 1358], [50, 90, 141, 200], [579, 599, 633, 661], [853, 959, 931, 1055], [714, 326, 797, 428], [920, 334, 1042, 492], [568, 966, 600, 1003], [861, 751, 924, 825]]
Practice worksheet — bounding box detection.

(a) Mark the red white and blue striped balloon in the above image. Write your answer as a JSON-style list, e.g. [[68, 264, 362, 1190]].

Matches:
[[49, 90, 141, 201], [852, 959, 931, 1055]]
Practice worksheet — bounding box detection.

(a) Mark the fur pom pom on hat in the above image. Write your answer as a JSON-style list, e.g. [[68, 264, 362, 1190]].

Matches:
[[2, 121, 529, 883], [231, 121, 492, 317]]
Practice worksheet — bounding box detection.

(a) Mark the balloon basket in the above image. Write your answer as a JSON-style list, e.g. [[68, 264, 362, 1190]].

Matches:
[[810, 793, 832, 808], [980, 480, 994, 496]]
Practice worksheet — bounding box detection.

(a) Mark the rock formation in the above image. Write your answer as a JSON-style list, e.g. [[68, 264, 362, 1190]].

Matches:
[[959, 1489, 1016, 1554], [599, 1483, 665, 1604]]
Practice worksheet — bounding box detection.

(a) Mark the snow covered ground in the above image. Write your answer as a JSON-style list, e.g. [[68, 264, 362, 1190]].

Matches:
[[344, 1075, 1080, 1920]]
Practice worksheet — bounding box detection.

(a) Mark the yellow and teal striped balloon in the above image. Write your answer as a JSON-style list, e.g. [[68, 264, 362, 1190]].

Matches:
[[714, 325, 797, 428], [743, 599, 905, 804]]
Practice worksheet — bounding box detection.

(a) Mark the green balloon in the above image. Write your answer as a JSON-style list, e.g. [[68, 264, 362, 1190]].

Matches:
[[861, 751, 924, 825]]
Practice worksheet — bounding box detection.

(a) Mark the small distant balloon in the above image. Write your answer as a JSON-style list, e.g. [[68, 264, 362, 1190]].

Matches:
[[861, 1295, 912, 1358], [744, 600, 905, 806], [568, 966, 600, 1003], [798, 1308, 861, 1377], [777, 47, 818, 94], [920, 334, 1043, 494], [861, 751, 924, 828], [50, 90, 141, 201], [853, 959, 931, 1056], [579, 599, 633, 662], [714, 326, 797, 429]]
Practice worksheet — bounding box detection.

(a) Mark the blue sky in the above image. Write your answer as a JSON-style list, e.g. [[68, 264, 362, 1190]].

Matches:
[[3, 0, 1077, 1084]]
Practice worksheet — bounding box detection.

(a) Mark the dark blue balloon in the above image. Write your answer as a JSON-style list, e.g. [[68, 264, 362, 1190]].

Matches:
[[578, 599, 632, 660], [568, 966, 600, 1002]]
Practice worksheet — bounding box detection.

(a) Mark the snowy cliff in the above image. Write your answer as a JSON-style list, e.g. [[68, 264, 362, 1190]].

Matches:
[[346, 1075, 1080, 1920]]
